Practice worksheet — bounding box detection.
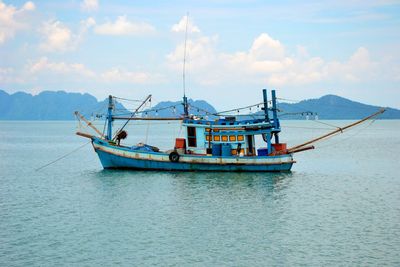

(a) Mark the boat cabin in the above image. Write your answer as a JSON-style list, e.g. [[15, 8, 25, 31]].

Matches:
[[177, 89, 285, 157]]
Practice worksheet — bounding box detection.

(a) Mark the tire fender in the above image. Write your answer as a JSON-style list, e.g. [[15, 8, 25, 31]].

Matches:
[[169, 151, 180, 162]]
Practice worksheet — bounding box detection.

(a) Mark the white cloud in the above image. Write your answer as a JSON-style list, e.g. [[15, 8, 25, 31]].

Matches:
[[24, 57, 162, 85], [166, 30, 381, 88], [39, 20, 72, 52], [0, 1, 35, 44], [82, 16, 96, 28], [28, 57, 95, 77], [171, 15, 200, 33], [166, 36, 218, 72], [94, 16, 155, 35], [22, 1, 35, 11], [0, 67, 14, 82], [222, 34, 293, 76], [101, 68, 163, 84], [322, 47, 376, 82], [39, 17, 95, 52], [249, 33, 285, 61], [80, 0, 98, 12], [226, 40, 377, 86]]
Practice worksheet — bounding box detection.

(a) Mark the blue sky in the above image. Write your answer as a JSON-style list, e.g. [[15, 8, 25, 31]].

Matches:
[[1, 0, 399, 109]]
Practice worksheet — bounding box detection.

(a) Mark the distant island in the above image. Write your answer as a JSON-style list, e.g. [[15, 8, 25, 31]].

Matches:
[[0, 89, 399, 120], [0, 90, 127, 120]]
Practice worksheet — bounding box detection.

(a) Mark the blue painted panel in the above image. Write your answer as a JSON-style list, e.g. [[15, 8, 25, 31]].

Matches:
[[95, 148, 293, 172], [92, 137, 292, 160], [221, 143, 232, 156]]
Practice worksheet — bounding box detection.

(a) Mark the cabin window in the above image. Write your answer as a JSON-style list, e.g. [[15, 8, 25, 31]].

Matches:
[[205, 128, 211, 132], [229, 135, 236, 141], [221, 135, 228, 141], [213, 135, 220, 141], [213, 129, 220, 132], [206, 135, 211, 141], [237, 135, 244, 141], [187, 127, 197, 147]]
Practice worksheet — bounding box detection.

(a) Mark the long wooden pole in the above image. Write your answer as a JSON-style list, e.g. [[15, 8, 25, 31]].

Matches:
[[287, 108, 385, 153], [112, 117, 183, 121], [74, 111, 104, 138]]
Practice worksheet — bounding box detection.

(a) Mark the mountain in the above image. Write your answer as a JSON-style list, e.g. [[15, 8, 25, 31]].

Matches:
[[143, 99, 217, 118], [276, 95, 400, 119], [0, 90, 128, 120], [0, 89, 399, 120]]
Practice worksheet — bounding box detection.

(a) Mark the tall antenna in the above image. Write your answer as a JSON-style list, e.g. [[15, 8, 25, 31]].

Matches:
[[182, 12, 189, 97], [182, 12, 189, 117]]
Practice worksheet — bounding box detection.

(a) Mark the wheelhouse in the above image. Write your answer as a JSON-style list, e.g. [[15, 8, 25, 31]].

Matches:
[[178, 89, 285, 157]]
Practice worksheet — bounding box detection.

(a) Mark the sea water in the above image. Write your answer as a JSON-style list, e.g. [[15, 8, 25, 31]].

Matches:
[[0, 120, 399, 266]]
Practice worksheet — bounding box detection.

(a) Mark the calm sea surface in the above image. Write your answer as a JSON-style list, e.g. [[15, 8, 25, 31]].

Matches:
[[0, 120, 399, 266]]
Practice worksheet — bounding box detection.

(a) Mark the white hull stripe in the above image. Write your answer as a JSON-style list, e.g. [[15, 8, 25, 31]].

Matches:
[[93, 143, 295, 166]]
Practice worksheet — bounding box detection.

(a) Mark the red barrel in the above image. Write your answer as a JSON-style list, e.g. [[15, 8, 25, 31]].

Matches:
[[272, 143, 287, 152], [175, 138, 186, 149]]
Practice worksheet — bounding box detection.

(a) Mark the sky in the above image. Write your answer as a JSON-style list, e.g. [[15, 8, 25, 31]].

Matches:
[[1, 0, 399, 109]]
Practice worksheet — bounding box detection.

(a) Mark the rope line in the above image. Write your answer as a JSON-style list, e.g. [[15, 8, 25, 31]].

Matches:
[[310, 119, 342, 130], [35, 141, 91, 171], [316, 119, 377, 149], [112, 96, 144, 102]]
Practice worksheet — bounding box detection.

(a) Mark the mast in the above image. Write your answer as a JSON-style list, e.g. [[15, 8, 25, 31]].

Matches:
[[271, 89, 280, 143], [182, 13, 189, 117], [262, 89, 272, 152], [183, 95, 189, 117], [107, 95, 113, 140], [262, 89, 269, 121]]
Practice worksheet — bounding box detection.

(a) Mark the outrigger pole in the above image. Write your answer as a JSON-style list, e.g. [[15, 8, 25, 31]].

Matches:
[[74, 111, 104, 138], [286, 108, 386, 153], [112, 117, 183, 121]]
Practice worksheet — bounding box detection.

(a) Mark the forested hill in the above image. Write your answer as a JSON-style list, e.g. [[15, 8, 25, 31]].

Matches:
[[276, 95, 400, 119], [0, 90, 127, 120], [0, 89, 399, 120]]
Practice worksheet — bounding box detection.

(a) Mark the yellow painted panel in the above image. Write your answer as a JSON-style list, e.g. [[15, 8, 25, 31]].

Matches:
[[213, 135, 220, 141], [229, 135, 236, 141], [222, 135, 228, 141]]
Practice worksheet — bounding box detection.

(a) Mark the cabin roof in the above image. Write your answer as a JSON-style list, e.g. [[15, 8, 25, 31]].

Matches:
[[183, 117, 277, 127]]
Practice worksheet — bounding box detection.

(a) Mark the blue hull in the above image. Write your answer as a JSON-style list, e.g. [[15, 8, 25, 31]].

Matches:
[[92, 139, 294, 172], [96, 149, 293, 172]]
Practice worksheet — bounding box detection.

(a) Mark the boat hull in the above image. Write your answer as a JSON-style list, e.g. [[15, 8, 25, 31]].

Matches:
[[92, 138, 295, 172]]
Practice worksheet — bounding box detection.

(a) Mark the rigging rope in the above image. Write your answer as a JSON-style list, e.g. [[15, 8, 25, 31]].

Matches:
[[276, 97, 301, 102], [310, 119, 343, 130], [35, 141, 91, 171], [112, 96, 144, 102], [215, 102, 266, 115], [316, 119, 377, 149]]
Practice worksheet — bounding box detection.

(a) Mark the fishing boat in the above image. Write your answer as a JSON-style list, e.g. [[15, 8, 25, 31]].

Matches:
[[75, 89, 384, 172]]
